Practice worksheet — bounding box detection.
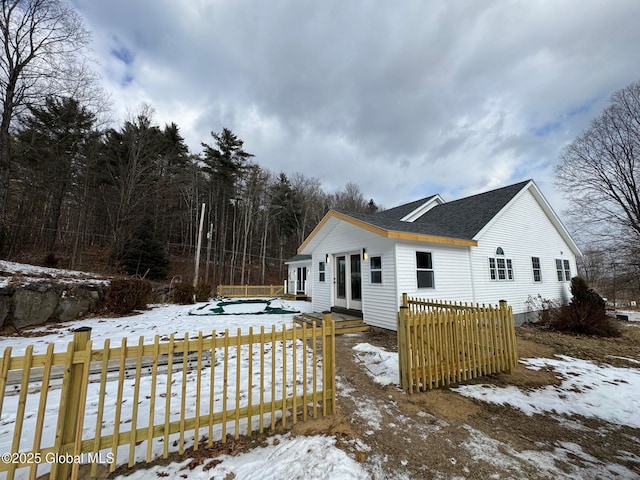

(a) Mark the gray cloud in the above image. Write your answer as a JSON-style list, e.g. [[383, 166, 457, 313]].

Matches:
[[74, 0, 640, 217]]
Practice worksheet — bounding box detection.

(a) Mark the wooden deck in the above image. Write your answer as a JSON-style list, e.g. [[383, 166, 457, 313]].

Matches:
[[282, 293, 309, 301], [295, 311, 369, 335]]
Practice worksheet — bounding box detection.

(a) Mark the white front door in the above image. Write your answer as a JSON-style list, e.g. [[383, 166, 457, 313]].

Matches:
[[334, 252, 362, 311]]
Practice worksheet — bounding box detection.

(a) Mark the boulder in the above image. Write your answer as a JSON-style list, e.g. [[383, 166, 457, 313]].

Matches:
[[57, 297, 92, 322], [0, 286, 14, 328], [12, 283, 59, 329]]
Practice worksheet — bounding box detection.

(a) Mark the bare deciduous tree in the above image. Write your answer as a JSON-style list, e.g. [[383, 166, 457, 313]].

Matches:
[[0, 0, 92, 221], [555, 81, 640, 247]]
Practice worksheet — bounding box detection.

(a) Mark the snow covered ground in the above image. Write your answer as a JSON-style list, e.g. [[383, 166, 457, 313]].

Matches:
[[1, 299, 312, 356], [352, 341, 640, 430], [0, 300, 371, 480], [616, 309, 640, 323], [347, 340, 640, 478], [2, 296, 640, 479], [0, 260, 110, 287]]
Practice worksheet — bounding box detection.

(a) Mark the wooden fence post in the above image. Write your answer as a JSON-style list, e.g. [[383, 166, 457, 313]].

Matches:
[[53, 327, 92, 480], [322, 311, 336, 415], [397, 306, 409, 392], [402, 293, 408, 307], [499, 300, 518, 374]]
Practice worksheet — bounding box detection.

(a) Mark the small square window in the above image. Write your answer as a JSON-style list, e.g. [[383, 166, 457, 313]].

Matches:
[[370, 256, 382, 284]]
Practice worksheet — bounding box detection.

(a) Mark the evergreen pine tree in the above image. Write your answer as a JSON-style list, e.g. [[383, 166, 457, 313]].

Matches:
[[119, 220, 169, 280]]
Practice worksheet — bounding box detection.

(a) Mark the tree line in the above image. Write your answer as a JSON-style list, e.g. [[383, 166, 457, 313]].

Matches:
[[0, 0, 377, 284], [7, 2, 640, 298], [4, 99, 378, 284]]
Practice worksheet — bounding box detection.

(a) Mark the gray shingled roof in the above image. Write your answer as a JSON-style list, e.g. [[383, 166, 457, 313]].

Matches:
[[373, 195, 437, 221], [337, 180, 531, 240]]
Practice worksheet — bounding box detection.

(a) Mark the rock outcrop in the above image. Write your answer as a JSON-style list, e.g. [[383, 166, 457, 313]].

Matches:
[[0, 282, 106, 330]]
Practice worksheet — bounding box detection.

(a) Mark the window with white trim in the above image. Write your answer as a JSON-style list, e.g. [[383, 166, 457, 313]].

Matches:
[[556, 259, 571, 281], [319, 262, 326, 282], [489, 247, 513, 281], [416, 251, 434, 288], [370, 256, 382, 284], [531, 257, 542, 282]]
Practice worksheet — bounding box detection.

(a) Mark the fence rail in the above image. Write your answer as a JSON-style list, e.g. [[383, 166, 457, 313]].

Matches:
[[397, 296, 518, 393], [217, 284, 285, 298], [0, 315, 336, 480]]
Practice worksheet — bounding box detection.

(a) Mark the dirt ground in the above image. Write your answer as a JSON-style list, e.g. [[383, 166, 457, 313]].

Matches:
[[306, 322, 640, 479]]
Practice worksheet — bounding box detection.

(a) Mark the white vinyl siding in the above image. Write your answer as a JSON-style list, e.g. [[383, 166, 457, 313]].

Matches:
[[308, 220, 398, 329], [470, 188, 577, 315], [370, 256, 382, 284], [396, 242, 474, 305]]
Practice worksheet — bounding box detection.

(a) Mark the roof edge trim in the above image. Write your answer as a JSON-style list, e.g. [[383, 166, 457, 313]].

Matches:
[[299, 210, 477, 252]]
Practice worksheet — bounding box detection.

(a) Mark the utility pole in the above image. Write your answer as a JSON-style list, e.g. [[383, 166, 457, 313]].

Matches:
[[194, 203, 206, 288], [204, 222, 213, 285]]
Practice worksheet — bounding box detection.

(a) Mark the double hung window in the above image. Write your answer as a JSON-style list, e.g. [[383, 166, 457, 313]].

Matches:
[[416, 252, 434, 288]]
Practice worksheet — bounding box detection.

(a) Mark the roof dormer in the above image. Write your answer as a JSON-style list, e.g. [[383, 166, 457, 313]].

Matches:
[[400, 195, 445, 222]]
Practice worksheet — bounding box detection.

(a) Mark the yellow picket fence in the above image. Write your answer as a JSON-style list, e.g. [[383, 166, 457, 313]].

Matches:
[[217, 284, 285, 297], [397, 296, 518, 393], [0, 315, 336, 480]]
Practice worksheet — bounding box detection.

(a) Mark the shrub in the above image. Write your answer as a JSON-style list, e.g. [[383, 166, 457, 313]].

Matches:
[[106, 278, 153, 314], [550, 277, 620, 337], [171, 282, 195, 304], [195, 283, 212, 302], [42, 252, 59, 268], [525, 294, 561, 325]]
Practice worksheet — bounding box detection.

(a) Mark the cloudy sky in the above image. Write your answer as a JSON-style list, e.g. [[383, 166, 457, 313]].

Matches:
[[72, 0, 640, 218]]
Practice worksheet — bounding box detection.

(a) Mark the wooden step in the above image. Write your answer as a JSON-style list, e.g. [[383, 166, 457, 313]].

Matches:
[[294, 314, 369, 335], [333, 323, 370, 335]]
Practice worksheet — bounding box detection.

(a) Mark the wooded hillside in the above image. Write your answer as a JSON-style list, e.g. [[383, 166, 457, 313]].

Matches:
[[2, 101, 377, 285]]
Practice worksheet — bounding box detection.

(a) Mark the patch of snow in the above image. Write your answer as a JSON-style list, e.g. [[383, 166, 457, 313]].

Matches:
[[352, 342, 399, 386], [615, 310, 640, 322], [454, 355, 640, 428], [606, 355, 640, 365], [461, 425, 639, 479], [352, 398, 384, 431], [0, 260, 110, 285], [112, 434, 371, 480]]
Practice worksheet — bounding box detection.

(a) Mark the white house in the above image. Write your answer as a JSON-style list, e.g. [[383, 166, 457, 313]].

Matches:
[[293, 180, 581, 330], [284, 254, 312, 297]]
